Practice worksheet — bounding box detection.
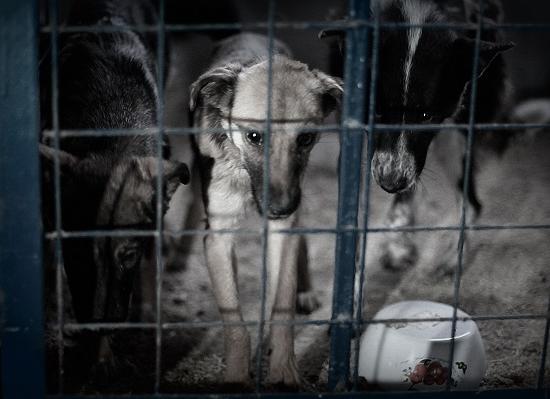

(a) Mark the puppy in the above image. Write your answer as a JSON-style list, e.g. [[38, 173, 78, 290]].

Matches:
[[40, 0, 189, 384], [323, 0, 513, 270], [189, 33, 343, 387]]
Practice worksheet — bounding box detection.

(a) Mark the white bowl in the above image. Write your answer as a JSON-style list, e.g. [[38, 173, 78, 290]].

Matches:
[[358, 300, 486, 391]]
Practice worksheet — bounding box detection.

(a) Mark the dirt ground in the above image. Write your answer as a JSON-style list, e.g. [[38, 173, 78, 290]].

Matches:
[[45, 31, 550, 396]]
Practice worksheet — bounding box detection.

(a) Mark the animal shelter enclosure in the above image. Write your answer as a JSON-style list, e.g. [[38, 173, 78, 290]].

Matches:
[[1, 0, 550, 397]]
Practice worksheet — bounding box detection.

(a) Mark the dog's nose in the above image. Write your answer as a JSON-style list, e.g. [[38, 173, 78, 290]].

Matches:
[[377, 174, 410, 193], [267, 190, 300, 219], [372, 152, 415, 194], [268, 202, 298, 219]]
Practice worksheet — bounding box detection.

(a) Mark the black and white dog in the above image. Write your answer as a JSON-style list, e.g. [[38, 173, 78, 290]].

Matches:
[[323, 0, 513, 269], [40, 0, 189, 381], [189, 33, 343, 387]]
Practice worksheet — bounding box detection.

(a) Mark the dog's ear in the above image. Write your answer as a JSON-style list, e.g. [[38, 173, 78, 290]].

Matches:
[[97, 157, 190, 227], [158, 159, 190, 201], [189, 63, 243, 112], [318, 28, 346, 54], [453, 37, 514, 81], [313, 70, 344, 118], [39, 143, 82, 188], [135, 157, 190, 205], [39, 143, 79, 175], [39, 144, 81, 232]]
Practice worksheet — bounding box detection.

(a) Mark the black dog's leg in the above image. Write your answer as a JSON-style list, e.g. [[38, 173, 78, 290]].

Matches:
[[429, 131, 481, 276], [458, 153, 482, 218], [379, 191, 418, 270]]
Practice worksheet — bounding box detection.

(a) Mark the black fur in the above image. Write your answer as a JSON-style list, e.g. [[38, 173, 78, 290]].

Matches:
[[40, 1, 189, 378]]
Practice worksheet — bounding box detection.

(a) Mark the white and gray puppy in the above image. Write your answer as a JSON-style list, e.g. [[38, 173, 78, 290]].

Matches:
[[189, 33, 343, 387]]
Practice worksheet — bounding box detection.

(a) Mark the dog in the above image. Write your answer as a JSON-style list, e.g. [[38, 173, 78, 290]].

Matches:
[[189, 32, 343, 387], [40, 0, 189, 385], [322, 0, 514, 271]]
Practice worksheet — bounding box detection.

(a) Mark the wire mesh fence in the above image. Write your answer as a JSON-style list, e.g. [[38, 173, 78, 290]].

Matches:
[[1, 0, 550, 397]]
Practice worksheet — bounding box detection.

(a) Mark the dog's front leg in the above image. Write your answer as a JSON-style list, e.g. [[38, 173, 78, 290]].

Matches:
[[429, 130, 480, 275], [380, 191, 417, 270], [265, 216, 301, 388], [205, 215, 250, 385]]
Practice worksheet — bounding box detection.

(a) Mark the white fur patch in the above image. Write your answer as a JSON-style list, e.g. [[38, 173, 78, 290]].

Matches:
[[401, 0, 437, 107], [222, 119, 247, 156]]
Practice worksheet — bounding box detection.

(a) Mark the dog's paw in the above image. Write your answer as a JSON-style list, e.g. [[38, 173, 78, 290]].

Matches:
[[266, 355, 302, 390], [380, 234, 418, 270], [94, 336, 119, 377], [430, 235, 468, 278], [296, 291, 321, 315], [223, 359, 252, 387], [223, 329, 252, 385], [433, 249, 462, 278], [84, 355, 118, 391], [83, 336, 138, 392], [224, 371, 252, 387]]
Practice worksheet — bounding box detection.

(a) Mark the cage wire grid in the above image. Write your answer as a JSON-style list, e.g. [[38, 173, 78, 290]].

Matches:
[[0, 0, 549, 397]]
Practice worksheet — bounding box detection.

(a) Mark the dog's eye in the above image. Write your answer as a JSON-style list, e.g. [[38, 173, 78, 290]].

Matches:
[[117, 247, 141, 271], [296, 132, 317, 147], [421, 112, 432, 121], [245, 130, 263, 146]]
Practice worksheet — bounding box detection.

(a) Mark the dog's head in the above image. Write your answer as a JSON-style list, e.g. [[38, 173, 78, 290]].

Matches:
[[40, 145, 189, 321], [92, 156, 189, 321], [373, 1, 513, 193], [320, 1, 513, 194], [190, 55, 343, 219]]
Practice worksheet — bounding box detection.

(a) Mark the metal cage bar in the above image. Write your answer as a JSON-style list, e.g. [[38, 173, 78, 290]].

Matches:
[[538, 292, 550, 389], [48, 0, 67, 392], [352, 0, 381, 389], [0, 0, 45, 398], [40, 222, 550, 241], [37, 20, 550, 34], [46, 312, 550, 332], [154, 0, 167, 392], [255, 0, 277, 391], [38, 121, 550, 138], [328, 0, 370, 390], [447, 0, 484, 390], [42, 389, 550, 399]]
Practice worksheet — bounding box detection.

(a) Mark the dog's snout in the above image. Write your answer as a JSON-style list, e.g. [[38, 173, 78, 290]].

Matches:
[[376, 173, 410, 194], [372, 151, 416, 194], [268, 204, 297, 219], [267, 187, 301, 219]]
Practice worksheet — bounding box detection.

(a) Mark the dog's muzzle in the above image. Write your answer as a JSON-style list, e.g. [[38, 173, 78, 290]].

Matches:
[[372, 151, 416, 194], [255, 189, 301, 220]]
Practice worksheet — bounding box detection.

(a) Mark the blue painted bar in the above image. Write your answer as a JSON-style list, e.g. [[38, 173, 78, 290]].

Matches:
[[44, 388, 550, 399], [538, 294, 550, 389], [447, 1, 483, 390], [154, 0, 167, 393], [255, 0, 277, 391], [328, 0, 370, 391], [0, 0, 45, 398]]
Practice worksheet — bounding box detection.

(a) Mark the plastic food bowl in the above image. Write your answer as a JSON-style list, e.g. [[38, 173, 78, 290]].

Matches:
[[358, 300, 487, 391]]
